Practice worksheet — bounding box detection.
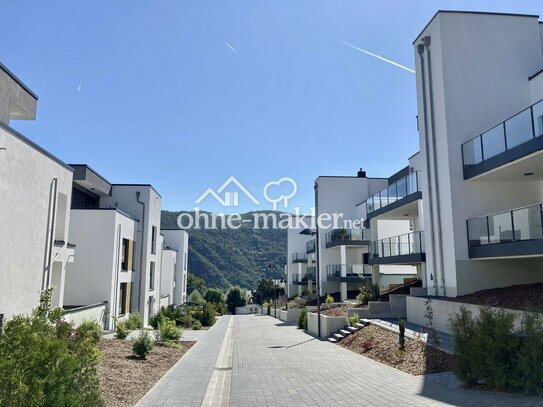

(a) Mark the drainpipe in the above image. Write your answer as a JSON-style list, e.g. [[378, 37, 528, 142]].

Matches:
[[417, 43, 439, 296], [112, 223, 122, 330], [43, 178, 58, 290], [424, 37, 447, 296], [136, 192, 146, 315], [314, 181, 321, 338]]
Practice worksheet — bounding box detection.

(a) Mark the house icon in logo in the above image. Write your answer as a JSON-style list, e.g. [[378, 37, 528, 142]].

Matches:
[[195, 176, 260, 207]]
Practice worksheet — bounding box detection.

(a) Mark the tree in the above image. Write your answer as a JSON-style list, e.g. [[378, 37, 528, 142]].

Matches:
[[252, 279, 285, 305], [187, 272, 207, 294], [226, 286, 247, 314], [204, 288, 225, 305]]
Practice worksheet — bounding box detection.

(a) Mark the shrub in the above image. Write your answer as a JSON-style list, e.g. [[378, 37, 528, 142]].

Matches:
[[200, 303, 216, 327], [156, 320, 181, 345], [215, 301, 227, 316], [125, 312, 142, 330], [450, 306, 543, 395], [75, 320, 103, 345], [132, 330, 153, 359], [298, 309, 308, 330], [398, 319, 405, 350], [346, 313, 360, 327], [357, 282, 379, 306], [179, 313, 193, 328], [192, 320, 202, 330], [325, 295, 334, 304], [361, 325, 376, 352], [115, 321, 129, 339], [0, 287, 104, 406], [226, 286, 247, 314], [149, 311, 167, 330]]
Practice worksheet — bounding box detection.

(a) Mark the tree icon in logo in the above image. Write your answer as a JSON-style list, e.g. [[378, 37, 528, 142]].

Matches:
[[263, 178, 297, 210]]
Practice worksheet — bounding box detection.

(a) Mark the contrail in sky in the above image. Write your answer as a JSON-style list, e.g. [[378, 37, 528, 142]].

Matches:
[[338, 39, 415, 74], [225, 42, 236, 54], [77, 82, 83, 92]]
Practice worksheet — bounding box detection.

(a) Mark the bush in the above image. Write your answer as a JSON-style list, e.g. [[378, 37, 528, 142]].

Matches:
[[156, 320, 181, 345], [149, 311, 167, 330], [125, 312, 142, 330], [346, 313, 360, 327], [450, 306, 543, 395], [357, 282, 379, 306], [0, 287, 104, 406], [200, 303, 216, 327], [226, 286, 247, 314], [179, 313, 193, 328], [192, 320, 202, 330], [298, 309, 308, 330], [132, 330, 153, 359], [215, 301, 227, 316], [325, 295, 334, 304], [75, 320, 103, 345], [115, 321, 129, 339]]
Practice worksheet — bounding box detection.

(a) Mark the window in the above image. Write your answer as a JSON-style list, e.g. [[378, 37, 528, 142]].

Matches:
[[149, 262, 155, 291], [121, 239, 134, 271], [184, 252, 187, 270], [151, 226, 157, 254], [118, 283, 127, 316]]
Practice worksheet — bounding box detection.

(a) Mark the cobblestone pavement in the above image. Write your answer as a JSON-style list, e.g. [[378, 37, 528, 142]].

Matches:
[[137, 314, 543, 406]]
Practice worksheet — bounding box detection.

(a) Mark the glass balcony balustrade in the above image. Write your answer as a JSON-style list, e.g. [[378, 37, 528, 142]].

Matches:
[[366, 172, 420, 215], [372, 231, 425, 258]]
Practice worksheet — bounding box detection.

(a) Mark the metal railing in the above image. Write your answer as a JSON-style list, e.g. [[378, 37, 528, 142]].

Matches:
[[291, 252, 307, 262], [366, 172, 420, 214], [326, 264, 372, 278], [462, 100, 543, 169], [372, 231, 425, 258], [306, 239, 316, 253], [467, 203, 543, 247], [325, 228, 370, 245]]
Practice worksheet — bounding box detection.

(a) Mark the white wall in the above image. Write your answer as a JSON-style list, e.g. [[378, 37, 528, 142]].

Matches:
[[286, 219, 312, 297], [160, 248, 177, 305], [162, 229, 189, 305]]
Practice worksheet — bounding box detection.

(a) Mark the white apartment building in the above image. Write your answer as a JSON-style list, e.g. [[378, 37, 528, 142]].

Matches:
[[286, 219, 315, 297], [412, 11, 543, 297], [161, 229, 189, 306], [0, 62, 75, 323], [64, 165, 165, 328]]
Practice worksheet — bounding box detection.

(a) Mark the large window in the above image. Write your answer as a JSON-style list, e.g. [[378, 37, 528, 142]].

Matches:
[[121, 239, 134, 271], [151, 226, 157, 254], [149, 262, 155, 291], [118, 283, 128, 316]]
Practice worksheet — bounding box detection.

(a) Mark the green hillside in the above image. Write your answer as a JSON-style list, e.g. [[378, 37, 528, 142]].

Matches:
[[161, 210, 288, 290]]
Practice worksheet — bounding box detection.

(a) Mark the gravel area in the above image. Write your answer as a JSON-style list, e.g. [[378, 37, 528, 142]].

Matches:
[[450, 282, 543, 312], [97, 339, 194, 407], [339, 325, 453, 375], [321, 305, 350, 316]]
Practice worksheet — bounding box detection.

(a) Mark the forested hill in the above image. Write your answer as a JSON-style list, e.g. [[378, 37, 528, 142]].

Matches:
[[161, 210, 288, 290]]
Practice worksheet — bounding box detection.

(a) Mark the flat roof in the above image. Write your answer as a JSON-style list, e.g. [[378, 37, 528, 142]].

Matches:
[[111, 183, 162, 198], [69, 164, 112, 185], [0, 61, 38, 100], [0, 120, 73, 172], [413, 10, 540, 45]]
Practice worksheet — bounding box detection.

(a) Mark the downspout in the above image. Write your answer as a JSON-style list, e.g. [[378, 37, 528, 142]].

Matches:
[[136, 192, 146, 314], [43, 178, 58, 290], [424, 37, 447, 296], [417, 43, 439, 296], [314, 181, 321, 338], [112, 223, 122, 330]]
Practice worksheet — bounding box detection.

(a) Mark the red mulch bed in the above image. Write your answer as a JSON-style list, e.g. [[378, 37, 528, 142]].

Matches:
[[449, 283, 543, 313], [339, 325, 453, 375]]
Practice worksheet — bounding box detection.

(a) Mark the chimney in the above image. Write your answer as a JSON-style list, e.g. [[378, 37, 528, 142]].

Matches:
[[357, 168, 367, 178]]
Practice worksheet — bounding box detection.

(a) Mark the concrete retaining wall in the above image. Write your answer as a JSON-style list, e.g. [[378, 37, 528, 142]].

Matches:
[[406, 296, 531, 334], [307, 312, 346, 338], [279, 308, 303, 323], [63, 302, 108, 329]]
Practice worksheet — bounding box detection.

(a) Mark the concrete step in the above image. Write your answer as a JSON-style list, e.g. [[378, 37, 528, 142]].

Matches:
[[346, 326, 358, 333], [327, 337, 338, 343], [333, 333, 345, 340], [339, 329, 351, 336], [356, 321, 369, 328]]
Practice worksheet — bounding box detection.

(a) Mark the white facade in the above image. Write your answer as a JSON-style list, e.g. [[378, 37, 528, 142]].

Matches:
[[160, 248, 177, 307], [0, 63, 74, 321], [413, 11, 543, 297], [286, 219, 314, 297], [161, 229, 189, 305]]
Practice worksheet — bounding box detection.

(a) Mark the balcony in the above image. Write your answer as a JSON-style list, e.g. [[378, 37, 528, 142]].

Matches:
[[462, 100, 543, 180], [291, 252, 307, 263], [306, 239, 316, 254], [365, 172, 421, 220], [369, 231, 425, 265], [325, 228, 370, 248], [467, 203, 543, 258], [326, 264, 372, 282], [292, 269, 316, 285]]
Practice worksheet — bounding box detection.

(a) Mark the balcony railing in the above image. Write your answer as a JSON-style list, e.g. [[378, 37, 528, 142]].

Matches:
[[306, 239, 316, 253], [467, 203, 543, 247], [326, 264, 372, 278], [372, 231, 425, 258], [366, 172, 420, 215], [325, 228, 370, 245], [291, 252, 307, 262], [462, 100, 543, 170]]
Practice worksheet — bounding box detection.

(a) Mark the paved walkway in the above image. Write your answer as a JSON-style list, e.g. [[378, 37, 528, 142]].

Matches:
[[136, 315, 542, 406]]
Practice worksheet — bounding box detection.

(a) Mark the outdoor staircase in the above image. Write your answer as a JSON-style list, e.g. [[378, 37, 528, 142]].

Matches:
[[327, 321, 369, 343]]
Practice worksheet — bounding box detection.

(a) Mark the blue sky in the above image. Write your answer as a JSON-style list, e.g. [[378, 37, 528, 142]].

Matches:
[[2, 1, 542, 213]]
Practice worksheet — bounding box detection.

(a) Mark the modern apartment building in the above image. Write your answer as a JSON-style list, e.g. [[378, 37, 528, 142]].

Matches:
[[412, 11, 543, 297], [286, 219, 315, 297], [0, 62, 75, 322], [161, 229, 189, 306], [64, 167, 165, 327]]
